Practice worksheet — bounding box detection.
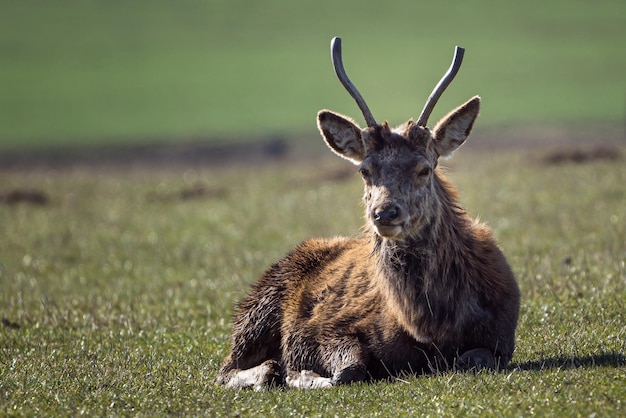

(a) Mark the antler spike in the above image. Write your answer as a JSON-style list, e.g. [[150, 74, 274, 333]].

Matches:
[[331, 37, 377, 127], [416, 46, 465, 127]]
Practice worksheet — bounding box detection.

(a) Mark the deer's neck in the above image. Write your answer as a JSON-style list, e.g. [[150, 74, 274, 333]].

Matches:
[[372, 181, 470, 342]]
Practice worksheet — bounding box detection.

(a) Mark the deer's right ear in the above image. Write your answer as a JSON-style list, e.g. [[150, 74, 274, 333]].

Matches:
[[317, 110, 365, 165]]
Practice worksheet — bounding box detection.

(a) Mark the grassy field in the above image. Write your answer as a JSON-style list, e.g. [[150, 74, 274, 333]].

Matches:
[[1, 143, 625, 415], [1, 0, 625, 415], [1, 0, 625, 148]]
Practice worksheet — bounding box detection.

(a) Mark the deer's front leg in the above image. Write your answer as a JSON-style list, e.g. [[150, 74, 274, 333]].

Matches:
[[286, 369, 333, 389], [285, 365, 367, 389], [285, 337, 368, 389], [216, 359, 282, 390]]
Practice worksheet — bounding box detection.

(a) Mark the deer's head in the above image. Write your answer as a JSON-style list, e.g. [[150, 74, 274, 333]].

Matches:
[[318, 37, 480, 241]]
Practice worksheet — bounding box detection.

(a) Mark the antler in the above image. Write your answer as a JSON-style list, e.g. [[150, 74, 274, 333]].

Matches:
[[416, 46, 465, 127], [331, 37, 377, 127]]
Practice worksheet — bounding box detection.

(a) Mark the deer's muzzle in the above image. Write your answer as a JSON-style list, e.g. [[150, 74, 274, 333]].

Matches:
[[371, 204, 409, 238]]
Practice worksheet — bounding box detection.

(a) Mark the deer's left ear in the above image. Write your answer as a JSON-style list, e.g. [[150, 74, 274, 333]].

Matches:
[[432, 96, 480, 157]]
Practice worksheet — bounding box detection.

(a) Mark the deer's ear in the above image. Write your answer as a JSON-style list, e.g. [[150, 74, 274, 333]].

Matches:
[[432, 96, 480, 157], [317, 110, 365, 164]]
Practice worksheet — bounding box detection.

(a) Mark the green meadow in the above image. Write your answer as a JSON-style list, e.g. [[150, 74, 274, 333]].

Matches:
[[1, 150, 625, 416], [1, 0, 625, 416], [0, 0, 624, 147]]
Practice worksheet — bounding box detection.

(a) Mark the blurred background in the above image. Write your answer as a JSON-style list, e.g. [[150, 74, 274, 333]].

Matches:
[[1, 0, 624, 154]]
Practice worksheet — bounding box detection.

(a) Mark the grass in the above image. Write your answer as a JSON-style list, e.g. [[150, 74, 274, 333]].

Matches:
[[1, 2, 625, 413], [1, 144, 625, 416], [1, 0, 625, 148]]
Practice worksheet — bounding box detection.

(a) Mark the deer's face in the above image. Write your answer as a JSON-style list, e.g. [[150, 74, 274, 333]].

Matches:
[[357, 125, 437, 239], [318, 97, 480, 241]]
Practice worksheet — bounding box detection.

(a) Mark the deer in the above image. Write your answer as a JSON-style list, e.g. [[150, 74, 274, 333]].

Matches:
[[215, 37, 520, 389]]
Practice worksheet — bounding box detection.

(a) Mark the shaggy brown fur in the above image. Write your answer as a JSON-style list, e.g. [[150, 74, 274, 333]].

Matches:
[[215, 96, 520, 389]]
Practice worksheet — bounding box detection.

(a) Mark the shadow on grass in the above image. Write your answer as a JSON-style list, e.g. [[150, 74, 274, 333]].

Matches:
[[510, 352, 626, 371]]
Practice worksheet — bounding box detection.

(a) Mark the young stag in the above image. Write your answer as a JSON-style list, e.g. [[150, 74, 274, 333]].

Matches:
[[215, 37, 520, 389]]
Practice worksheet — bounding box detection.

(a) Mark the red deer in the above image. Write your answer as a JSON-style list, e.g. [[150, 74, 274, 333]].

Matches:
[[215, 37, 520, 389]]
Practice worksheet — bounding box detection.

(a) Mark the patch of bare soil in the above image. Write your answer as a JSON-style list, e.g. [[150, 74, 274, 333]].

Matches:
[[0, 137, 289, 170], [145, 183, 229, 203], [0, 189, 49, 206], [541, 145, 621, 165], [0, 124, 623, 172], [2, 317, 21, 330], [465, 123, 625, 152]]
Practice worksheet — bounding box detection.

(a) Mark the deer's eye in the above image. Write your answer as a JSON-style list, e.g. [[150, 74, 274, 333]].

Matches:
[[417, 167, 432, 178]]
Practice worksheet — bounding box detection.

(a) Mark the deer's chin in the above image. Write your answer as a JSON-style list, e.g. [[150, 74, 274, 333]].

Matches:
[[374, 224, 404, 239]]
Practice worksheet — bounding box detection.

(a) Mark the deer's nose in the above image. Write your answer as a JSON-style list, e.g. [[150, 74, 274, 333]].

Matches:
[[373, 205, 400, 224]]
